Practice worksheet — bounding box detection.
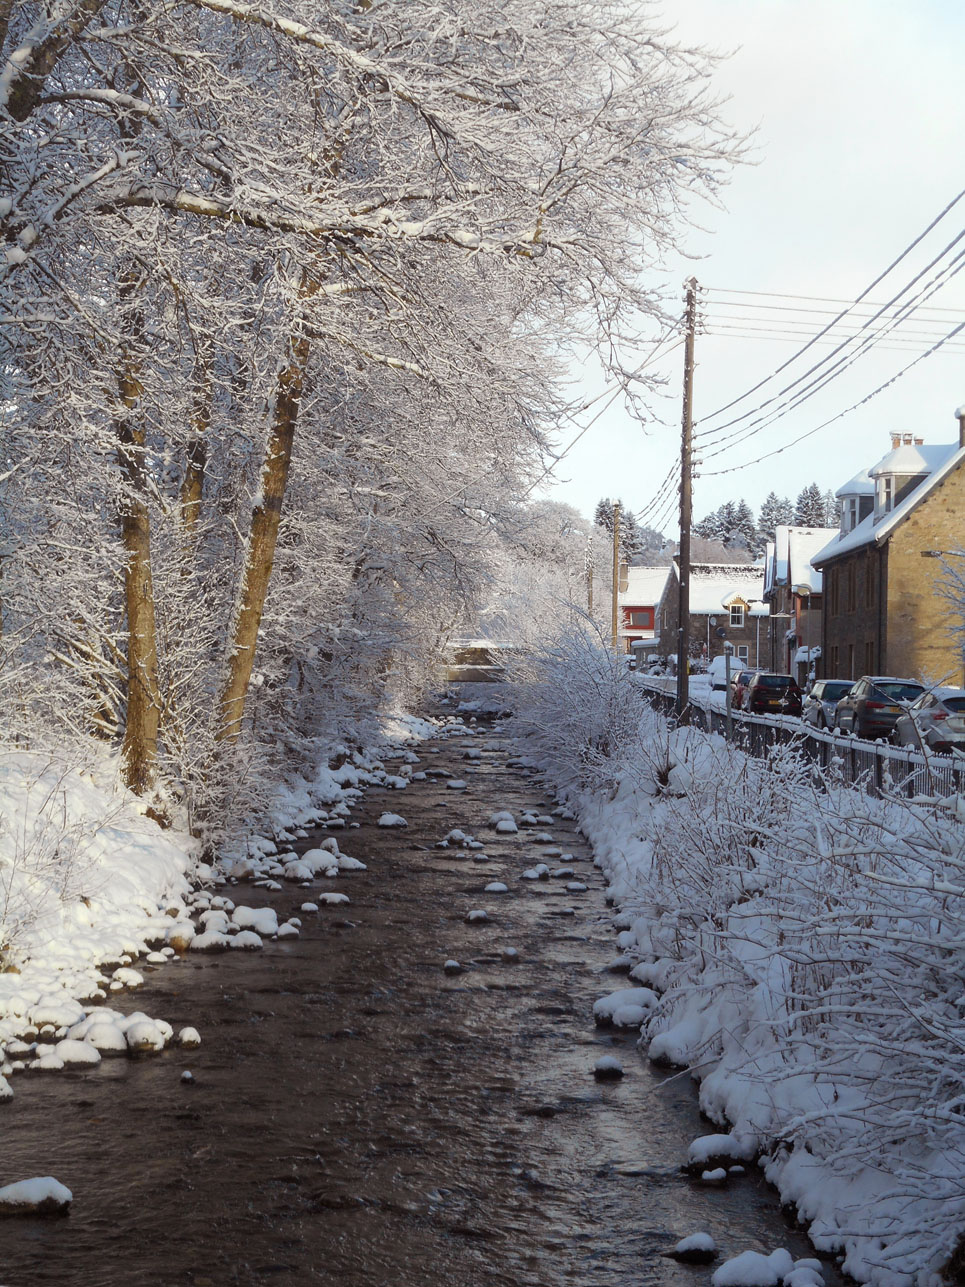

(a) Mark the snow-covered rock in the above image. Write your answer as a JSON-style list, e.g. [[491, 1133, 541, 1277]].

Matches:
[[711, 1249, 794, 1287], [593, 1055, 624, 1080], [671, 1232, 717, 1264], [54, 1039, 101, 1066], [231, 906, 278, 936], [484, 882, 509, 893], [377, 813, 408, 828], [229, 930, 264, 951], [0, 1177, 72, 1216]]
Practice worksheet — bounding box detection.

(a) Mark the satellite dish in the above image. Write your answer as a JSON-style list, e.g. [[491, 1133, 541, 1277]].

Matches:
[[709, 616, 717, 625], [715, 627, 727, 639]]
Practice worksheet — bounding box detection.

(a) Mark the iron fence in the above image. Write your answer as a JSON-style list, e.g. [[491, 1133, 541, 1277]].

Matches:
[[636, 681, 965, 802]]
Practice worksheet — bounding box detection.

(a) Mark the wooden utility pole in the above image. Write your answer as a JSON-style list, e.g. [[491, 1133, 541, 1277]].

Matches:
[[611, 501, 621, 652], [675, 277, 698, 722]]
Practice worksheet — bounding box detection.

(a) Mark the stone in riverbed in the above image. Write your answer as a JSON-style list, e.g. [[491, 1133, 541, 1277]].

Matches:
[[0, 1177, 72, 1216]]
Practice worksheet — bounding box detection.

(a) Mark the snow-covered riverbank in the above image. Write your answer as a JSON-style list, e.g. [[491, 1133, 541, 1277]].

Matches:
[[509, 639, 965, 1287], [0, 714, 439, 1099]]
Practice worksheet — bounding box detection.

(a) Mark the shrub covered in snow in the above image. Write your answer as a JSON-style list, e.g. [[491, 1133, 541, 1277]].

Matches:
[[508, 630, 965, 1285]]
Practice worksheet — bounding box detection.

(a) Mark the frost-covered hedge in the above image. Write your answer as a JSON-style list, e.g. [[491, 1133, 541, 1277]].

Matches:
[[509, 629, 965, 1287]]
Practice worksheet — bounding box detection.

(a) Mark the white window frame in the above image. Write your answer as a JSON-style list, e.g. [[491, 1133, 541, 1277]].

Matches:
[[729, 603, 745, 628], [737, 644, 749, 661]]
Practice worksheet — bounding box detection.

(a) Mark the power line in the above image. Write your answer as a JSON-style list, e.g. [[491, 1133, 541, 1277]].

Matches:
[[696, 240, 965, 454], [692, 186, 965, 433], [697, 312, 965, 477]]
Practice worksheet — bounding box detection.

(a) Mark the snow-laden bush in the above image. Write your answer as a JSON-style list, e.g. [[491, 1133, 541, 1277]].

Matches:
[[508, 645, 965, 1286]]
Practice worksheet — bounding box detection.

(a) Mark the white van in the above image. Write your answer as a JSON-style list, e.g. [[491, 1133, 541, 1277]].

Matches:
[[707, 654, 738, 691]]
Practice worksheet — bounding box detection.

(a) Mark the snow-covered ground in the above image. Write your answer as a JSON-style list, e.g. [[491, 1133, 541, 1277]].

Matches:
[[0, 712, 442, 1102], [510, 637, 965, 1287]]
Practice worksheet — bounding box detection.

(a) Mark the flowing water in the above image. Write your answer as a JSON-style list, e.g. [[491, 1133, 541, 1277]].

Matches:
[[0, 712, 840, 1287]]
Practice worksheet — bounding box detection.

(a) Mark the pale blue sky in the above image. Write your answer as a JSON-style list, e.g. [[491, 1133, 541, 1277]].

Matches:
[[543, 0, 965, 535]]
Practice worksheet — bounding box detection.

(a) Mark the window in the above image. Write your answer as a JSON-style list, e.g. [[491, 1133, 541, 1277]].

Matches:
[[627, 608, 654, 629], [864, 639, 875, 674], [737, 645, 749, 661], [847, 643, 855, 679], [828, 567, 838, 615], [865, 554, 876, 608], [831, 645, 839, 675], [729, 603, 745, 628], [846, 562, 856, 612], [878, 475, 894, 513]]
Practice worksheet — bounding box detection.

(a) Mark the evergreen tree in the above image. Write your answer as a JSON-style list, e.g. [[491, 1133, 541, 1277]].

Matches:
[[822, 487, 839, 527], [725, 498, 758, 554], [794, 483, 826, 526], [757, 491, 794, 544], [593, 497, 640, 563]]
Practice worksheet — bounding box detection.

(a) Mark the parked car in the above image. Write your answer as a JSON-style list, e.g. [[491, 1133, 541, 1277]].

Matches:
[[742, 672, 802, 716], [802, 679, 854, 729], [707, 654, 738, 691], [893, 687, 965, 752], [730, 668, 756, 708], [833, 675, 926, 740]]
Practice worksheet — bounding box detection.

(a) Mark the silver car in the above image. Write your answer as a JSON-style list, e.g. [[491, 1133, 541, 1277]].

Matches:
[[893, 687, 965, 752], [801, 679, 854, 730]]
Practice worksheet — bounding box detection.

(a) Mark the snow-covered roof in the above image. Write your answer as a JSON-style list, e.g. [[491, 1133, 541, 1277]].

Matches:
[[620, 565, 670, 606], [813, 442, 965, 565], [675, 562, 768, 615], [787, 527, 837, 593], [762, 539, 776, 595], [835, 467, 874, 498], [869, 442, 953, 478], [774, 527, 789, 586]]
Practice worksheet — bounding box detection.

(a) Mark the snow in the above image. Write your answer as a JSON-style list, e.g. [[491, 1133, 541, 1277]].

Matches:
[[377, 812, 408, 828], [0, 1177, 72, 1213], [711, 1249, 795, 1287], [674, 1232, 717, 1255], [510, 637, 965, 1283], [484, 882, 509, 893], [231, 906, 278, 936]]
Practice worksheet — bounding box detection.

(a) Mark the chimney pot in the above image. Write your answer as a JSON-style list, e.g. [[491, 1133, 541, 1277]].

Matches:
[[913, 436, 924, 446], [902, 433, 912, 445], [890, 433, 901, 449]]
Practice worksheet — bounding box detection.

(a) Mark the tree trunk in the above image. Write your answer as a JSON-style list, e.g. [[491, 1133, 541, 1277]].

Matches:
[[116, 274, 161, 794], [180, 346, 212, 541], [216, 331, 310, 743]]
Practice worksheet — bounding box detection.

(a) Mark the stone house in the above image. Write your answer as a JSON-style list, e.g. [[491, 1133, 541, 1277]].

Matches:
[[763, 525, 838, 684], [811, 429, 965, 684], [656, 562, 768, 670]]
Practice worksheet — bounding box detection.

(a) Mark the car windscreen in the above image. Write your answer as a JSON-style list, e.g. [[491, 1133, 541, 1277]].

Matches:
[[822, 682, 852, 700], [875, 683, 925, 701], [757, 675, 794, 688]]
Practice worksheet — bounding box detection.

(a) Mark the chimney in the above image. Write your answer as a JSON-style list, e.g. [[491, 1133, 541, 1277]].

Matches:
[[902, 433, 913, 445], [890, 432, 901, 450], [957, 405, 965, 449], [913, 436, 923, 446]]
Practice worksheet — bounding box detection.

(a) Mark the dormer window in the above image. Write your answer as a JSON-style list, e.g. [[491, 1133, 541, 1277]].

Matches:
[[842, 497, 858, 533], [879, 475, 894, 514], [729, 603, 745, 627]]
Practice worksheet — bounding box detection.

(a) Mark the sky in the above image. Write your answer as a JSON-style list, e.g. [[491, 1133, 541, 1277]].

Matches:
[[541, 0, 965, 536]]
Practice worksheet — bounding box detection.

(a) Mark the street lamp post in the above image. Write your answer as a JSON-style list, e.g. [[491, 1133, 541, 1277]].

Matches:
[[793, 584, 813, 684]]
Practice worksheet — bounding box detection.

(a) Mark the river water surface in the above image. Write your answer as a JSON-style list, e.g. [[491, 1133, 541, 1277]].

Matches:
[[0, 711, 840, 1286]]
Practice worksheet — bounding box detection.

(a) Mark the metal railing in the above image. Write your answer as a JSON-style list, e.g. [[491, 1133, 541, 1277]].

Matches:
[[636, 680, 965, 801]]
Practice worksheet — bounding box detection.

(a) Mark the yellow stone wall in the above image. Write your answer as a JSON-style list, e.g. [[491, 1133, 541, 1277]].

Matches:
[[887, 463, 965, 684]]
